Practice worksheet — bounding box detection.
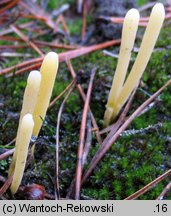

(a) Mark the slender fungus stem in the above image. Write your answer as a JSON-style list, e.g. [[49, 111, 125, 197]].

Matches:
[[104, 9, 139, 126], [104, 3, 165, 125], [114, 3, 165, 119], [10, 114, 34, 194]]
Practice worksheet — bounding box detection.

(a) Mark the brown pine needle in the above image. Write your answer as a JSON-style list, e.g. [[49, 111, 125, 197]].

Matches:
[[156, 182, 171, 200], [75, 67, 97, 200], [10, 25, 44, 56], [0, 0, 20, 14], [49, 79, 76, 109], [0, 149, 15, 161], [55, 81, 76, 200], [125, 170, 171, 200], [66, 60, 102, 145], [0, 173, 14, 197]]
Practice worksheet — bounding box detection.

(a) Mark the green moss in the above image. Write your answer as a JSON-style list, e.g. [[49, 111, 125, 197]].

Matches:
[[137, 0, 148, 6], [47, 0, 75, 10]]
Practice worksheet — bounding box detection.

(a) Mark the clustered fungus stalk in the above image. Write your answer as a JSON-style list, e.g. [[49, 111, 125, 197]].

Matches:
[[9, 52, 59, 194], [8, 70, 41, 178]]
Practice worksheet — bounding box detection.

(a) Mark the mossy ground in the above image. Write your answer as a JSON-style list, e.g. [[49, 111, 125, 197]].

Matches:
[[0, 1, 171, 200]]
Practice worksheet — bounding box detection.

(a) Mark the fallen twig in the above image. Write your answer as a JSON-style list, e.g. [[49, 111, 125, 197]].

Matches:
[[0, 0, 20, 14], [82, 112, 92, 166], [49, 79, 76, 109], [55, 80, 76, 200], [66, 60, 102, 145], [0, 173, 13, 197], [0, 149, 15, 161], [75, 67, 96, 200], [156, 182, 171, 200], [10, 25, 44, 56], [100, 87, 137, 135]]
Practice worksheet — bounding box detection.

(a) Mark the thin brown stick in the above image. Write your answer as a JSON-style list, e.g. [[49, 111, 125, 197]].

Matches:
[[0, 45, 28, 49], [138, 2, 156, 12], [0, 40, 77, 50], [66, 60, 103, 145], [0, 39, 120, 76], [10, 25, 44, 56], [100, 87, 137, 135], [0, 0, 20, 14], [99, 16, 148, 27], [0, 173, 13, 197], [5, 138, 16, 146], [156, 182, 171, 200], [125, 170, 171, 200], [98, 88, 137, 153], [0, 57, 42, 76], [0, 176, 6, 183], [55, 15, 70, 35], [81, 79, 171, 186], [0, 0, 11, 6], [19, 1, 55, 29], [75, 67, 96, 200], [55, 81, 76, 200], [82, 0, 87, 41], [0, 22, 35, 36], [6, 62, 42, 77], [66, 113, 92, 199], [82, 112, 92, 166], [34, 40, 78, 50], [0, 149, 15, 161], [49, 79, 76, 109]]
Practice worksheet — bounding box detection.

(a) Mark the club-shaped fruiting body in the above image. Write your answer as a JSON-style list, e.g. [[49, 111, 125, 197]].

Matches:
[[33, 52, 59, 137], [8, 70, 41, 176], [10, 114, 34, 194], [104, 3, 165, 126], [19, 70, 41, 124], [9, 52, 59, 193], [104, 8, 140, 126]]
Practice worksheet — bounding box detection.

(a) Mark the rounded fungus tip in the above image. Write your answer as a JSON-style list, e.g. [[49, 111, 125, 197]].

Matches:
[[45, 51, 58, 61], [27, 70, 41, 85], [22, 114, 34, 126], [126, 8, 140, 20], [153, 3, 165, 15]]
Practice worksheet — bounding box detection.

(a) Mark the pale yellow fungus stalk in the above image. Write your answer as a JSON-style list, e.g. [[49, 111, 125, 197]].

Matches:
[[8, 71, 41, 176], [104, 3, 165, 125], [104, 9, 140, 126], [33, 52, 59, 137], [10, 114, 34, 194], [19, 71, 41, 123]]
